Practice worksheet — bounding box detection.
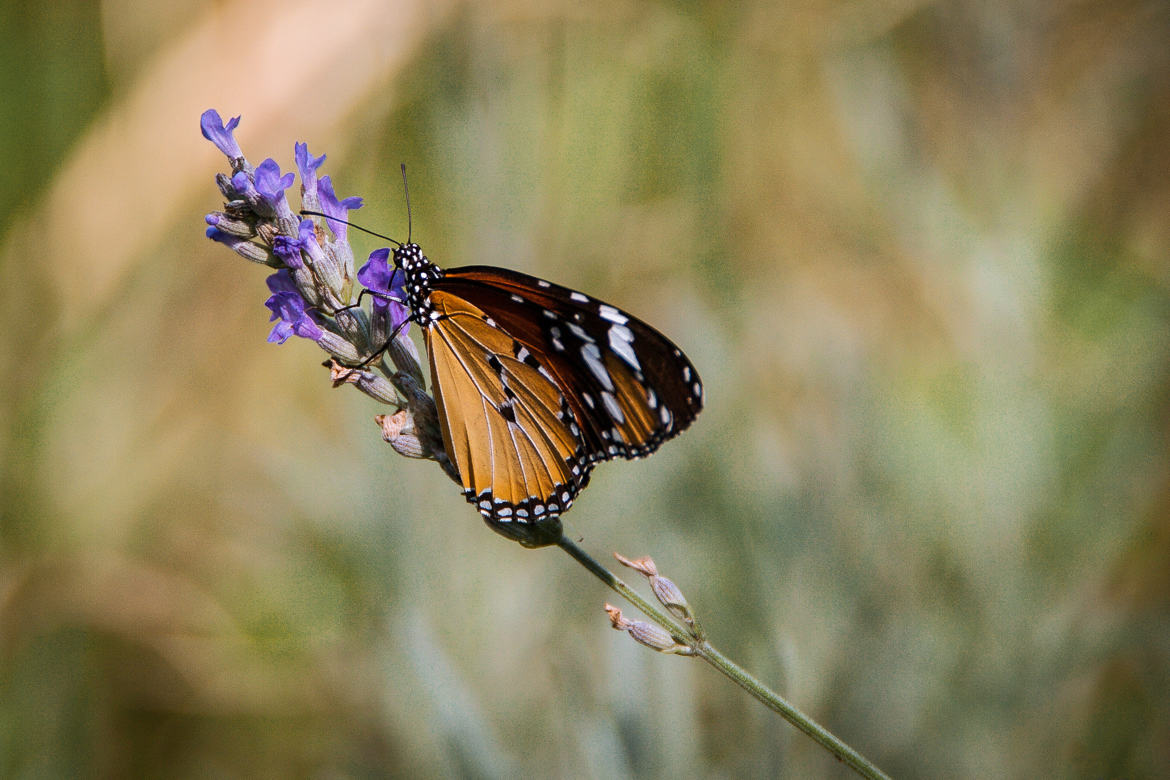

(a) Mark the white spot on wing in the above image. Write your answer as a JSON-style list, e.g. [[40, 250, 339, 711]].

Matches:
[[568, 322, 594, 343], [659, 405, 673, 426], [570, 291, 588, 303], [607, 323, 640, 371], [601, 391, 625, 424], [581, 342, 615, 391], [599, 304, 628, 325]]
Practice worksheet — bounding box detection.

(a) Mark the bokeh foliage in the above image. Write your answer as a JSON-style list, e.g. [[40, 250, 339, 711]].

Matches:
[[2, 0, 1168, 776]]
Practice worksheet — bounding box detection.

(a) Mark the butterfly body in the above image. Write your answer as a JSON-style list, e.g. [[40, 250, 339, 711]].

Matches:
[[393, 243, 702, 541]]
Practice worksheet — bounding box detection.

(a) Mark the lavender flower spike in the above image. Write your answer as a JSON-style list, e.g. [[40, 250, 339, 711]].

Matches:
[[200, 109, 243, 160], [201, 107, 431, 445]]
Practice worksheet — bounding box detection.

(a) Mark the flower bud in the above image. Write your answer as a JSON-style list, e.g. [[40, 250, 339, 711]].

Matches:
[[615, 552, 697, 629], [650, 575, 693, 626], [206, 226, 272, 264], [614, 552, 658, 576], [327, 360, 400, 405], [215, 172, 240, 200], [628, 620, 691, 654], [605, 603, 632, 630], [315, 331, 362, 364], [606, 604, 693, 654], [376, 411, 426, 459]]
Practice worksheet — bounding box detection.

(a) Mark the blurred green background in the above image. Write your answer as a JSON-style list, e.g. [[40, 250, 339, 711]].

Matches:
[[2, 0, 1168, 776]]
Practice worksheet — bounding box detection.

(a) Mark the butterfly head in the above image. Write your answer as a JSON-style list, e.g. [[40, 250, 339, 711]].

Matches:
[[393, 242, 444, 324]]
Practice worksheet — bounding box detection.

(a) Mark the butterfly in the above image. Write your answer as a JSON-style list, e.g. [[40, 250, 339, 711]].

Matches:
[[388, 242, 703, 543]]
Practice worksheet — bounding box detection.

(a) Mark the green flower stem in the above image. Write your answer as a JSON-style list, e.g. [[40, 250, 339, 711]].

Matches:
[[694, 642, 890, 780], [555, 534, 890, 780]]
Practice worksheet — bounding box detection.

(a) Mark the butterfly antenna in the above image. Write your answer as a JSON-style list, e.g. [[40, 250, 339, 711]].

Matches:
[[299, 210, 401, 247], [400, 163, 412, 244]]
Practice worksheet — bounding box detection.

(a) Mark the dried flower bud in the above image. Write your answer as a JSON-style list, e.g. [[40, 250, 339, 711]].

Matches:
[[327, 360, 400, 405], [205, 224, 272, 264], [254, 222, 282, 248], [606, 604, 693, 654], [376, 411, 425, 459], [215, 171, 241, 199], [650, 575, 693, 625], [315, 331, 362, 364], [614, 552, 658, 577], [605, 603, 632, 630], [628, 620, 692, 653], [615, 552, 697, 626], [206, 212, 256, 239]]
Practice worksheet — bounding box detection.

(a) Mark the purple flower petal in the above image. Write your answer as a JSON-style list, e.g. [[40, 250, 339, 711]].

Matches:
[[357, 248, 410, 332], [291, 315, 324, 341], [267, 319, 296, 344], [230, 170, 255, 199], [295, 142, 327, 200], [297, 218, 327, 266], [318, 175, 363, 241], [266, 268, 300, 296], [201, 109, 243, 159], [254, 159, 297, 222], [272, 235, 304, 269], [356, 248, 392, 291], [264, 271, 323, 343], [206, 225, 231, 244], [270, 218, 327, 269]]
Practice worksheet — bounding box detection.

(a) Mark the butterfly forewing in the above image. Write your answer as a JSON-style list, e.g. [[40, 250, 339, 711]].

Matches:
[[433, 267, 703, 463]]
